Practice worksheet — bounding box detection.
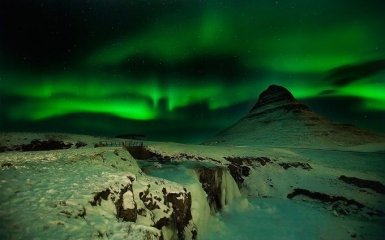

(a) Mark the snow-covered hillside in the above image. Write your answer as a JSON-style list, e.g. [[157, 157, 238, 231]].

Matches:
[[205, 85, 385, 148], [1, 132, 384, 239]]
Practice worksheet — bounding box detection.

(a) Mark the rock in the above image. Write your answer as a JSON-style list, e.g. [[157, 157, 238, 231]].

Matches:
[[75, 141, 87, 148], [22, 139, 73, 151], [115, 184, 137, 222], [287, 188, 364, 208], [339, 175, 385, 194], [1, 162, 14, 168], [1, 139, 73, 152], [162, 188, 192, 240], [250, 85, 302, 112], [224, 156, 272, 187], [278, 162, 312, 170], [196, 168, 223, 210], [139, 188, 161, 210], [287, 188, 384, 218], [90, 176, 194, 240], [90, 189, 111, 206]]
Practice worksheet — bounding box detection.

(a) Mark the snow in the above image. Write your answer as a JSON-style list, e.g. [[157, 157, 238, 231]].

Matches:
[[204, 97, 385, 149], [0, 148, 137, 239], [188, 179, 212, 238], [1, 132, 385, 239], [206, 198, 385, 240]]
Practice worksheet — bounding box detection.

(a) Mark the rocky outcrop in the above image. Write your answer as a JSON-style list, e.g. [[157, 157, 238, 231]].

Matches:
[[125, 146, 156, 160], [249, 85, 310, 117], [115, 184, 138, 222], [89, 175, 195, 240], [287, 188, 384, 217], [162, 188, 192, 239], [224, 157, 272, 187], [196, 168, 224, 211], [339, 175, 385, 194], [90, 177, 138, 222], [0, 139, 73, 152], [90, 189, 111, 206], [0, 139, 89, 152], [126, 146, 220, 164], [195, 167, 242, 212], [252, 85, 295, 107], [278, 162, 312, 170]]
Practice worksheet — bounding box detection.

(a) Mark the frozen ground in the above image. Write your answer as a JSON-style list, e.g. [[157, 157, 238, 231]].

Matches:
[[1, 132, 384, 239]]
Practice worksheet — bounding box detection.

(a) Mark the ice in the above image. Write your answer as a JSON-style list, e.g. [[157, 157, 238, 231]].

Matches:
[[207, 198, 356, 240], [220, 170, 241, 207]]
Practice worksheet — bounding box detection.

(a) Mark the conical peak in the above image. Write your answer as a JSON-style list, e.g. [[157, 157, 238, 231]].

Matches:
[[252, 85, 296, 110]]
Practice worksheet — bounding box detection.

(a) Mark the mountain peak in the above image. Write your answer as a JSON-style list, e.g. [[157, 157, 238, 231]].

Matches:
[[258, 85, 295, 103], [250, 85, 298, 112]]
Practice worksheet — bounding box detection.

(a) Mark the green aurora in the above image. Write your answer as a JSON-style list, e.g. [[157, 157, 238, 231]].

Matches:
[[0, 0, 384, 142]]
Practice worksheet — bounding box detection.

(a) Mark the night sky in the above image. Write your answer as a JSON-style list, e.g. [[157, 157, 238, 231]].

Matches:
[[1, 0, 384, 142]]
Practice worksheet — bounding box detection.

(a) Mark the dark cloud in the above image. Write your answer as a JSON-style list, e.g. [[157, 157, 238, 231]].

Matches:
[[327, 59, 385, 86]]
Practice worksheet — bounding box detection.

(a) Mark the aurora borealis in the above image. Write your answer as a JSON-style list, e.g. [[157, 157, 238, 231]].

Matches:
[[1, 0, 385, 142]]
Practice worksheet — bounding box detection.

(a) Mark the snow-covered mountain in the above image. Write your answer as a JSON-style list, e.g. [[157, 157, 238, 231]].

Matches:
[[205, 85, 385, 148]]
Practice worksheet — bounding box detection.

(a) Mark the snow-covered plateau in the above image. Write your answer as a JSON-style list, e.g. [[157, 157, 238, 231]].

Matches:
[[1, 132, 384, 240]]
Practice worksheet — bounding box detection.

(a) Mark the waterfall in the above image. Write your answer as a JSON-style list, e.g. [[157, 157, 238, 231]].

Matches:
[[189, 167, 246, 239], [220, 170, 241, 207], [135, 161, 246, 240], [187, 176, 212, 239]]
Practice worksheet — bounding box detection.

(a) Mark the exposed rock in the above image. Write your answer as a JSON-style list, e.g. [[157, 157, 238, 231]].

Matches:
[[278, 162, 312, 170], [57, 204, 87, 220], [139, 188, 161, 210], [227, 163, 248, 187], [75, 141, 87, 149], [90, 177, 193, 240], [287, 188, 364, 208], [77, 206, 86, 218], [248, 103, 310, 119], [225, 156, 272, 166], [191, 226, 198, 240], [162, 188, 192, 240], [252, 85, 296, 110], [90, 189, 111, 206], [115, 184, 137, 222], [90, 184, 138, 222], [196, 168, 223, 210], [22, 139, 73, 151], [1, 162, 14, 168], [339, 175, 385, 194], [126, 146, 220, 164], [126, 146, 156, 160], [224, 156, 272, 187], [287, 188, 384, 217], [1, 139, 73, 152], [153, 217, 169, 229], [0, 146, 10, 152]]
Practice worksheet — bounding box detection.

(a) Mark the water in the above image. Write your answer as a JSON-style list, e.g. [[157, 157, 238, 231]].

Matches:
[[141, 161, 348, 240], [206, 198, 341, 240]]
